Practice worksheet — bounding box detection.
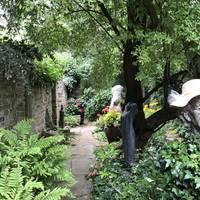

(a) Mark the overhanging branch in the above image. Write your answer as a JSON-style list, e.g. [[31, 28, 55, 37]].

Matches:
[[143, 70, 188, 102], [66, 9, 104, 16], [142, 0, 159, 28], [96, 0, 120, 36], [71, 0, 123, 51]]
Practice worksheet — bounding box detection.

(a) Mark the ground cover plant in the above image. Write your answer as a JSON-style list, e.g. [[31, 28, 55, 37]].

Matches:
[[0, 120, 75, 199], [92, 119, 200, 200], [92, 127, 107, 142], [64, 115, 80, 127]]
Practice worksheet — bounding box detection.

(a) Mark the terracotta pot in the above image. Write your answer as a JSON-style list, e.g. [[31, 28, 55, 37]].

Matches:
[[104, 126, 121, 143]]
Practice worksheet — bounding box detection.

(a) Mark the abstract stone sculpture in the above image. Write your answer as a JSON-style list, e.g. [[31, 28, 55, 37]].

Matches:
[[109, 85, 123, 112], [168, 79, 200, 133], [121, 102, 138, 165]]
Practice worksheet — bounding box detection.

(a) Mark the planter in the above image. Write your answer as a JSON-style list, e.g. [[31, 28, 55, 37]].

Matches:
[[104, 126, 122, 143]]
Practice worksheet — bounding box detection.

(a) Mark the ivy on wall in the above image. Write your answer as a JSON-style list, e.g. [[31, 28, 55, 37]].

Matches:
[[0, 38, 64, 88]]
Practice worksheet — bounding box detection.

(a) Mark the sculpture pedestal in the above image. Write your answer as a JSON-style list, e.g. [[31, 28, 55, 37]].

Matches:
[[104, 126, 121, 143]]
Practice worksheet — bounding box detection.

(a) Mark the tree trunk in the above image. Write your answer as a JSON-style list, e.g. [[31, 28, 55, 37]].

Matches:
[[134, 106, 177, 149], [123, 39, 146, 147], [121, 0, 177, 149]]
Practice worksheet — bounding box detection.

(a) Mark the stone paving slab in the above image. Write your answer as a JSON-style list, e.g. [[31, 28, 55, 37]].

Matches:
[[66, 123, 98, 200]]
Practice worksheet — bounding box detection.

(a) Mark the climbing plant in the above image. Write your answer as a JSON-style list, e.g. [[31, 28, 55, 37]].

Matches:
[[34, 55, 64, 85], [0, 38, 42, 87], [0, 38, 65, 88]]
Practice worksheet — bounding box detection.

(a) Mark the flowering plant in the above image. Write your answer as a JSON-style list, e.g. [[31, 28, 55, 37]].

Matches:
[[102, 111, 121, 128], [102, 106, 109, 114], [143, 100, 160, 118]]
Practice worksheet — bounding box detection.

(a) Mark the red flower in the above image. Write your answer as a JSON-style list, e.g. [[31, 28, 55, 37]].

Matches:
[[102, 106, 109, 114]]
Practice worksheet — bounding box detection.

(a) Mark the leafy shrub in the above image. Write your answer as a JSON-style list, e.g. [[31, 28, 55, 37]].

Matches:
[[102, 111, 121, 128], [81, 87, 95, 108], [157, 125, 200, 199], [63, 64, 81, 93], [64, 115, 79, 127], [95, 111, 121, 130], [95, 116, 105, 129], [93, 120, 200, 200], [65, 98, 79, 115], [0, 120, 75, 199], [85, 89, 111, 121], [34, 56, 64, 84]]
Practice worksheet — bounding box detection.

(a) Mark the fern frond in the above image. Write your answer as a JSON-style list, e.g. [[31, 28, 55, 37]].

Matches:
[[35, 188, 71, 200], [37, 135, 65, 150], [2, 129, 18, 147], [14, 120, 34, 138], [0, 120, 74, 199]]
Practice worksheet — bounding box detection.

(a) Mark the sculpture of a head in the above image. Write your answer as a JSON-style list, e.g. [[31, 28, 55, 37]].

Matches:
[[168, 79, 200, 132]]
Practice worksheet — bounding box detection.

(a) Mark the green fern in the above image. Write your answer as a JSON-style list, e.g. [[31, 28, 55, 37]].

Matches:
[[0, 120, 75, 199], [0, 167, 69, 200]]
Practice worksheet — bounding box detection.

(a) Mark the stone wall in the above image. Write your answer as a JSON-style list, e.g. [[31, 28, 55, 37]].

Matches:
[[56, 80, 67, 125], [0, 76, 25, 128], [31, 86, 52, 132], [0, 76, 52, 132], [52, 80, 68, 126], [0, 76, 67, 132]]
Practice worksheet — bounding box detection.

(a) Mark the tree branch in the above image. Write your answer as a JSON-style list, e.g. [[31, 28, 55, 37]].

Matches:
[[143, 70, 188, 102], [137, 105, 178, 148], [142, 0, 159, 28], [66, 9, 104, 16], [96, 0, 120, 36], [146, 106, 178, 131], [71, 0, 123, 51]]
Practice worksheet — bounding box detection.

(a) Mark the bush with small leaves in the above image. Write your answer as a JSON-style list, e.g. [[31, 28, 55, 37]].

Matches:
[[85, 89, 111, 121]]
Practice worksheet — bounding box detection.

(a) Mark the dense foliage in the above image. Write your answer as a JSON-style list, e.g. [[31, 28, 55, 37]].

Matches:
[[64, 115, 79, 127], [0, 39, 42, 87], [1, 0, 199, 89], [85, 89, 111, 121], [34, 55, 64, 85], [65, 98, 80, 115], [93, 120, 200, 199], [1, 0, 200, 145], [81, 87, 95, 108], [0, 38, 65, 87], [0, 120, 75, 199]]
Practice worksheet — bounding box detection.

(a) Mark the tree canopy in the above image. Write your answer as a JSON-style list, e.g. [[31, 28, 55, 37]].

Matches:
[[1, 0, 200, 147]]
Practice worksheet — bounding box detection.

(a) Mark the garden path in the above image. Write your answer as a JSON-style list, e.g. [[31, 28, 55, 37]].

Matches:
[[66, 123, 100, 200]]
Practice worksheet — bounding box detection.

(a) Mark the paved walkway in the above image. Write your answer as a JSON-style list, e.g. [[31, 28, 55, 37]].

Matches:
[[67, 123, 98, 200]]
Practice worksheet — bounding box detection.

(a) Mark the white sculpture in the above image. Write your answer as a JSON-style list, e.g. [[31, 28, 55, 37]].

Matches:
[[109, 85, 124, 112], [168, 79, 200, 132]]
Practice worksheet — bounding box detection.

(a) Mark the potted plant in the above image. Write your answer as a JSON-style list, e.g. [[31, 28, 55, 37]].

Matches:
[[102, 111, 122, 143]]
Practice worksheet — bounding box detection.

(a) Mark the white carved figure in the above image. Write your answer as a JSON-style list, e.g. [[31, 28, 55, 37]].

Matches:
[[168, 79, 200, 132], [109, 85, 124, 112]]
